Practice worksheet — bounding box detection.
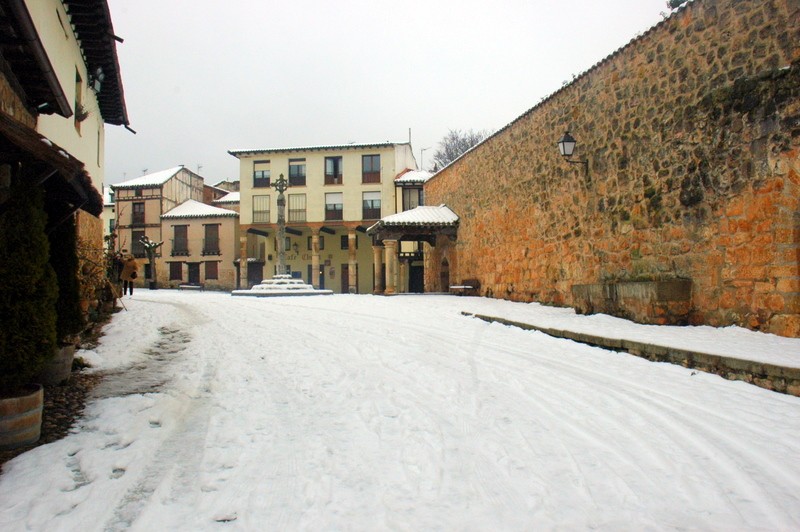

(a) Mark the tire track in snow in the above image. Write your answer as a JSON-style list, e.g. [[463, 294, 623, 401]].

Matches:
[[251, 298, 800, 526], [461, 326, 800, 526], [102, 299, 220, 532]]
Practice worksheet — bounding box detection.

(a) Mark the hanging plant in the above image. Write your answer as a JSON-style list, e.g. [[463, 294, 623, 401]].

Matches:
[[75, 103, 89, 122]]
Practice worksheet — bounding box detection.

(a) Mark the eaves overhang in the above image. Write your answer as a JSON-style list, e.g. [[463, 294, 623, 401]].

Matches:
[[63, 0, 129, 126]]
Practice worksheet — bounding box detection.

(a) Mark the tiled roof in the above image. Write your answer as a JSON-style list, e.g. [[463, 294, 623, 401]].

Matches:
[[372, 205, 459, 229], [161, 199, 238, 219], [112, 166, 183, 188], [228, 141, 408, 157], [213, 191, 240, 204], [395, 169, 433, 184]]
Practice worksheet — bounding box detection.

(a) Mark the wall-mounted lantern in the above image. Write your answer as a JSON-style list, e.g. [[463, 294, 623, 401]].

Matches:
[[557, 131, 589, 176]]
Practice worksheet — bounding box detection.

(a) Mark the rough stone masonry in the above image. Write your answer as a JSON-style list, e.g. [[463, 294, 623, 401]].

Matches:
[[425, 0, 800, 337]]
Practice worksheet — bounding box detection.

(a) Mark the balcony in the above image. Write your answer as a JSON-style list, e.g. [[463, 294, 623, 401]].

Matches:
[[325, 206, 343, 221], [131, 212, 145, 226], [362, 207, 381, 220], [202, 238, 221, 256], [171, 238, 189, 256], [325, 173, 343, 185], [362, 171, 380, 184]]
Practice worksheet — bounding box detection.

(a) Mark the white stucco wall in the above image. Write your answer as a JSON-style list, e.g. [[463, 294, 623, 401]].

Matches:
[[28, 0, 106, 191]]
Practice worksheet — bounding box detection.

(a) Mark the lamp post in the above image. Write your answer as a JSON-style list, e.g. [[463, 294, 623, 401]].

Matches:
[[420, 146, 432, 170], [271, 173, 290, 275], [557, 131, 589, 176]]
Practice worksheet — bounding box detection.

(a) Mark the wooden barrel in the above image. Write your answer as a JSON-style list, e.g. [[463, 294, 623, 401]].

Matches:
[[37, 344, 75, 386], [0, 384, 44, 450]]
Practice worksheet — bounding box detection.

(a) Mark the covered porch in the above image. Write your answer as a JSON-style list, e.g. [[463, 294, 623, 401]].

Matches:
[[367, 205, 459, 295]]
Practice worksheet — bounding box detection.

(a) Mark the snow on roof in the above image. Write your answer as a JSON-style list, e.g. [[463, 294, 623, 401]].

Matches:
[[375, 205, 459, 228], [162, 199, 238, 219], [112, 166, 184, 188], [394, 169, 433, 184], [213, 191, 240, 204], [228, 141, 408, 156]]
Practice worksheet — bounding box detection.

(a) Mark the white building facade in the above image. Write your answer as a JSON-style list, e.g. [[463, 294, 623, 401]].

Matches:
[[229, 142, 417, 293]]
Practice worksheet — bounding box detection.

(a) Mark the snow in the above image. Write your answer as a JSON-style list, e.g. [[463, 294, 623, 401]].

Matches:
[[1, 291, 799, 530], [229, 142, 403, 157], [371, 205, 459, 228], [212, 191, 240, 204], [112, 167, 183, 188], [161, 199, 238, 219], [394, 169, 433, 184]]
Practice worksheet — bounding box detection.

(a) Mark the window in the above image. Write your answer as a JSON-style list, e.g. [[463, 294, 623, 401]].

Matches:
[[325, 192, 343, 221], [362, 191, 381, 220], [362, 154, 380, 183], [132, 202, 145, 225], [172, 225, 189, 256], [169, 262, 182, 281], [289, 158, 306, 186], [203, 224, 220, 255], [307, 235, 325, 251], [108, 218, 115, 234], [132, 230, 145, 258], [288, 194, 306, 222], [253, 195, 270, 223], [135, 189, 142, 197], [340, 234, 358, 250], [205, 261, 218, 280], [325, 157, 343, 185], [253, 160, 270, 188], [403, 187, 424, 211]]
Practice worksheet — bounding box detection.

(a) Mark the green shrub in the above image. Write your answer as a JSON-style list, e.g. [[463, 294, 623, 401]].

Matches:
[[0, 177, 58, 394]]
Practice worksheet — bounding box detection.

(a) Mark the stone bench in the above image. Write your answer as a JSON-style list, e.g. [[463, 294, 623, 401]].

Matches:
[[571, 278, 692, 325], [450, 279, 481, 296], [178, 284, 204, 291]]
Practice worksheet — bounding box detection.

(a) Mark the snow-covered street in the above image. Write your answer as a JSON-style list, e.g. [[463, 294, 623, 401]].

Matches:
[[2, 291, 800, 530]]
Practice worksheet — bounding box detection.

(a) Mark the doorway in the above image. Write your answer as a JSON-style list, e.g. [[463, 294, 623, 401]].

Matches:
[[341, 263, 358, 293], [409, 264, 424, 293], [247, 261, 263, 288], [307, 264, 325, 289], [188, 263, 200, 284]]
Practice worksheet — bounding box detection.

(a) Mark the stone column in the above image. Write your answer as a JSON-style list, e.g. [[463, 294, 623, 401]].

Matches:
[[384, 239, 398, 295], [238, 234, 248, 289], [372, 244, 384, 294], [311, 229, 321, 288], [348, 228, 357, 293], [399, 260, 407, 294]]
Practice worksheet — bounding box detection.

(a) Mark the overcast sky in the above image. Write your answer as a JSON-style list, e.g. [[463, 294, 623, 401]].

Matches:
[[104, 0, 672, 185]]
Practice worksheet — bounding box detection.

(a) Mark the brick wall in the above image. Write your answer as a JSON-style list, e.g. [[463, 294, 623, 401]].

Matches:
[[425, 0, 800, 337]]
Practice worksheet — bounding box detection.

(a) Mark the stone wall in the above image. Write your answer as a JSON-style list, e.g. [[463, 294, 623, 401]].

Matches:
[[425, 0, 800, 337], [0, 73, 36, 128]]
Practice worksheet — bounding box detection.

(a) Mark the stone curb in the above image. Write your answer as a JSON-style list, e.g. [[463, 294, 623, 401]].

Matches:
[[463, 312, 800, 397]]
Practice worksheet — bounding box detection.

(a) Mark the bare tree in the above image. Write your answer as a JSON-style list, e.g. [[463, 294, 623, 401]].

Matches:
[[430, 129, 491, 170], [139, 235, 163, 289]]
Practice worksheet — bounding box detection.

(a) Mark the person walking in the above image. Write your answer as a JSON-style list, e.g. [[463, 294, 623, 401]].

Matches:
[[119, 250, 139, 296]]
